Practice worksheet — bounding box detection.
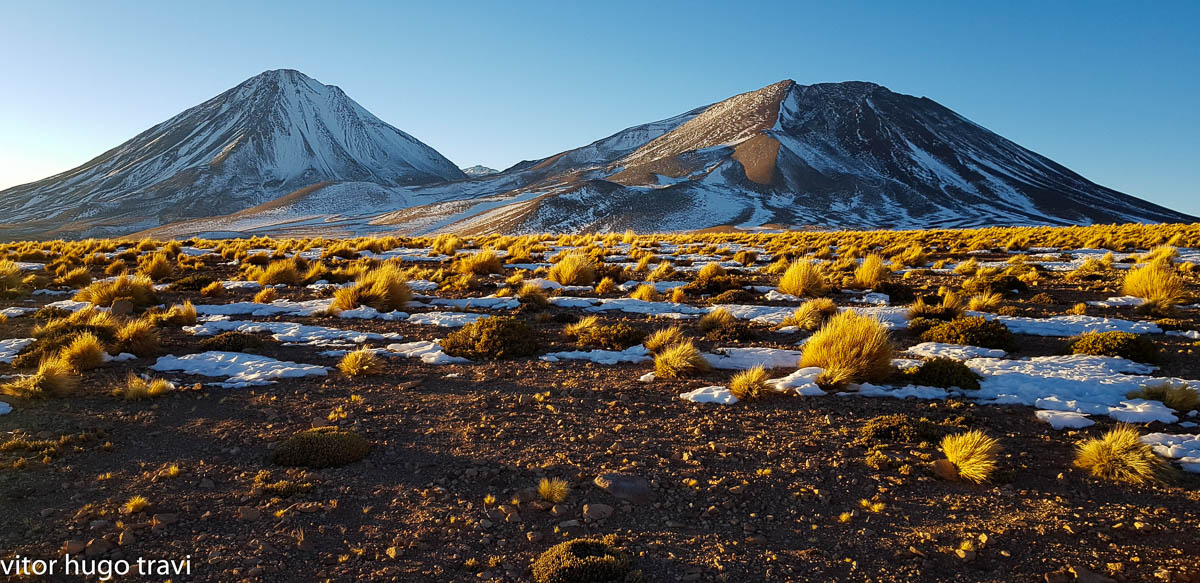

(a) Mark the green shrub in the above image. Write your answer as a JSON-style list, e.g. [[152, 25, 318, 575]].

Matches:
[[708, 288, 756, 304], [167, 274, 216, 292], [680, 274, 741, 297], [272, 427, 370, 468], [921, 317, 1016, 351], [531, 535, 643, 583], [855, 414, 966, 446], [873, 281, 915, 304], [573, 323, 646, 350], [962, 273, 1028, 295], [906, 317, 943, 337], [199, 331, 266, 352], [441, 317, 538, 359], [900, 357, 982, 390], [1068, 331, 1158, 363]]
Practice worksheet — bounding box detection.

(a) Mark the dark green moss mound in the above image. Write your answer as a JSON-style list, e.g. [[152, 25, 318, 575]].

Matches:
[[1068, 331, 1158, 363], [574, 323, 646, 350], [963, 274, 1028, 295], [854, 414, 967, 446], [921, 317, 1016, 351], [199, 331, 267, 352], [532, 536, 643, 583], [1029, 293, 1055, 304], [271, 427, 370, 468], [32, 305, 72, 320], [708, 289, 757, 305], [167, 274, 216, 292], [704, 321, 754, 342], [906, 317, 944, 337], [680, 275, 741, 297], [873, 281, 915, 305], [901, 357, 982, 390], [442, 317, 538, 359]]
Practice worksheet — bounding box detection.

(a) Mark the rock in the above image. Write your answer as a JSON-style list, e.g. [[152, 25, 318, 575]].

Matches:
[[118, 531, 136, 546], [583, 503, 614, 520], [109, 299, 134, 316], [932, 459, 959, 481], [63, 540, 85, 555], [593, 473, 652, 504], [526, 531, 543, 543], [85, 538, 113, 557], [237, 507, 261, 521], [956, 549, 976, 561], [1044, 569, 1072, 583], [1070, 566, 1116, 583], [152, 513, 178, 526]]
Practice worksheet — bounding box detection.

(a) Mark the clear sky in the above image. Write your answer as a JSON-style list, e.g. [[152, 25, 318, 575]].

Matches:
[[1, 0, 1197, 215]]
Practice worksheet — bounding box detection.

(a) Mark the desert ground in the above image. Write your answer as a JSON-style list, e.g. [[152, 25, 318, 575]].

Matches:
[[1, 224, 1199, 582]]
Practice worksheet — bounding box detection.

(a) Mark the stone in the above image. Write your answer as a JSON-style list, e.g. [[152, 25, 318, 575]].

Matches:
[[109, 300, 134, 316], [583, 503, 614, 520], [237, 507, 261, 521], [1044, 569, 1072, 583], [63, 540, 85, 555], [118, 531, 136, 546], [932, 459, 959, 482], [593, 473, 652, 504], [85, 538, 113, 557], [152, 513, 178, 526], [1070, 566, 1116, 583]]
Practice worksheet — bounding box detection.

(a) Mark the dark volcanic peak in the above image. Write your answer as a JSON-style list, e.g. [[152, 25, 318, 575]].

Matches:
[[0, 69, 464, 239]]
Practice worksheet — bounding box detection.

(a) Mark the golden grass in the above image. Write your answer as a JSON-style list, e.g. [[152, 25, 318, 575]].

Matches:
[[151, 301, 197, 327], [537, 477, 570, 504], [697, 261, 727, 280], [1126, 381, 1199, 412], [781, 298, 838, 330], [1, 358, 79, 399], [595, 277, 617, 294], [59, 332, 107, 372], [253, 287, 278, 303], [729, 366, 769, 400], [547, 253, 596, 286], [777, 259, 828, 297], [338, 348, 382, 376], [258, 260, 302, 286], [967, 292, 1003, 312], [563, 315, 598, 337], [116, 318, 161, 357], [56, 266, 93, 288], [697, 308, 735, 333], [1122, 263, 1185, 311], [517, 282, 549, 307], [74, 273, 156, 307], [654, 340, 711, 378], [644, 326, 685, 353], [122, 495, 151, 514], [454, 250, 504, 275], [137, 252, 173, 280], [0, 259, 23, 291], [630, 284, 661, 302], [800, 311, 894, 388], [1074, 424, 1171, 484], [113, 373, 173, 400], [853, 254, 889, 288], [939, 430, 1001, 484], [647, 261, 676, 282], [331, 263, 412, 313]]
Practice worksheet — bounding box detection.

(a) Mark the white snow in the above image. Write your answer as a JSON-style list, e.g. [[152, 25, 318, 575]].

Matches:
[[906, 342, 1007, 360], [765, 367, 826, 396], [384, 341, 469, 364], [150, 351, 327, 387], [1141, 432, 1200, 473], [541, 345, 651, 365], [407, 311, 489, 328], [703, 347, 805, 370], [974, 312, 1161, 336], [679, 385, 738, 404], [0, 338, 36, 364], [0, 307, 36, 318], [1035, 410, 1095, 429], [184, 320, 400, 345]]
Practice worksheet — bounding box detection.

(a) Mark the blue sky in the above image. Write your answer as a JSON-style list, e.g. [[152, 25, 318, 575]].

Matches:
[[1, 0, 1197, 215]]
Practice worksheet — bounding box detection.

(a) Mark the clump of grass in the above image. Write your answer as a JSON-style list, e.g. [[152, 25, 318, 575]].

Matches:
[[921, 317, 1016, 351], [1122, 263, 1185, 313], [338, 348, 382, 376], [454, 250, 504, 275], [531, 535, 640, 583], [629, 284, 661, 302], [537, 477, 570, 504], [257, 260, 302, 286], [200, 281, 224, 297], [697, 262, 727, 281], [907, 294, 964, 321], [780, 298, 838, 331], [56, 266, 93, 288], [900, 357, 982, 390], [147, 301, 197, 327], [199, 331, 265, 352], [116, 318, 160, 357], [330, 263, 412, 313], [548, 254, 596, 286], [777, 259, 828, 297], [0, 259, 25, 293], [644, 326, 685, 353], [729, 366, 769, 400], [74, 273, 156, 307], [967, 292, 1003, 312], [853, 254, 889, 288], [253, 287, 278, 303], [59, 332, 107, 372], [938, 430, 1001, 484], [1126, 381, 1199, 413], [1068, 331, 1158, 363], [113, 373, 173, 400], [570, 322, 646, 350], [137, 253, 173, 280], [2, 359, 79, 399], [252, 469, 312, 498], [1074, 424, 1171, 485], [800, 311, 894, 389], [272, 427, 371, 468], [441, 317, 538, 359], [696, 308, 735, 334], [122, 495, 151, 514], [595, 277, 617, 294], [653, 340, 711, 378], [517, 282, 549, 308]]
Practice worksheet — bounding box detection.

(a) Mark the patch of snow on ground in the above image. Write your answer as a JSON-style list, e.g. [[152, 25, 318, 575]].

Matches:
[[0, 307, 36, 318], [765, 368, 826, 396], [1035, 410, 1095, 429], [542, 345, 651, 365], [151, 351, 327, 387], [185, 320, 400, 345], [1086, 296, 1145, 308], [679, 385, 738, 404], [385, 341, 469, 364], [906, 342, 1007, 360], [1141, 433, 1200, 473], [0, 338, 35, 364], [407, 312, 490, 327], [974, 313, 1161, 336], [704, 347, 805, 370]]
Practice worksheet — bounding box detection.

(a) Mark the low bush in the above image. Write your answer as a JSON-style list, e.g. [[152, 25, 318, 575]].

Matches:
[[921, 317, 1016, 351], [167, 274, 216, 292], [441, 317, 538, 359], [962, 273, 1027, 295], [653, 341, 710, 378], [272, 427, 370, 468], [855, 414, 966, 446], [1074, 424, 1171, 485], [572, 323, 646, 350], [1068, 331, 1157, 363], [900, 357, 982, 390], [799, 311, 894, 389], [531, 535, 643, 583], [199, 331, 266, 352]]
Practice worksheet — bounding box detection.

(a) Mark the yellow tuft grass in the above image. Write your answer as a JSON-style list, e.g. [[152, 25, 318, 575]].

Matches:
[[777, 259, 828, 297], [939, 430, 1001, 484], [330, 263, 412, 313], [537, 477, 570, 504], [517, 282, 549, 307], [697, 261, 727, 280], [594, 277, 617, 294], [454, 250, 504, 275], [257, 260, 302, 286], [1074, 424, 1171, 484], [853, 254, 889, 288], [253, 287, 278, 304], [59, 332, 107, 372], [74, 273, 156, 307], [116, 318, 160, 357], [1122, 263, 1185, 311], [122, 495, 151, 514], [113, 373, 173, 400], [547, 253, 596, 286], [630, 284, 661, 302], [1126, 381, 1199, 413], [799, 310, 894, 388], [781, 298, 838, 331], [200, 281, 224, 297], [137, 253, 173, 280], [697, 308, 735, 333], [729, 366, 769, 400], [967, 292, 1003, 312], [563, 315, 598, 337], [338, 348, 382, 376], [654, 340, 711, 378], [56, 266, 93, 288], [644, 326, 685, 353], [1, 358, 79, 399]]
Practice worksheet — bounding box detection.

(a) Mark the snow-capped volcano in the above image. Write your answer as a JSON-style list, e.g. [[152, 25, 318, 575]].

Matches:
[[380, 79, 1190, 235], [0, 69, 463, 239]]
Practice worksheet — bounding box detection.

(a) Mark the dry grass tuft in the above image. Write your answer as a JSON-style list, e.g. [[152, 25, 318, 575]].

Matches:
[[653, 340, 711, 378], [644, 326, 685, 353], [548, 254, 596, 286], [1074, 424, 1171, 484], [1126, 381, 1199, 413], [113, 373, 173, 400], [697, 308, 735, 333], [781, 298, 838, 330], [331, 263, 412, 313], [116, 318, 161, 357], [253, 287, 278, 304], [939, 430, 1001, 484], [967, 292, 1003, 312], [537, 477, 570, 504], [339, 348, 382, 376], [59, 332, 107, 372], [1, 358, 79, 399], [853, 254, 889, 288], [777, 259, 828, 297], [1122, 263, 1185, 311], [630, 284, 661, 302], [74, 274, 156, 307], [800, 311, 894, 388], [729, 366, 769, 400], [517, 282, 549, 308], [454, 250, 504, 275], [137, 253, 173, 280]]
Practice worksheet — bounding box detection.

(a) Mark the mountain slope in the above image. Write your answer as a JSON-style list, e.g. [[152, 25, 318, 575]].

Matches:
[[0, 69, 463, 239]]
